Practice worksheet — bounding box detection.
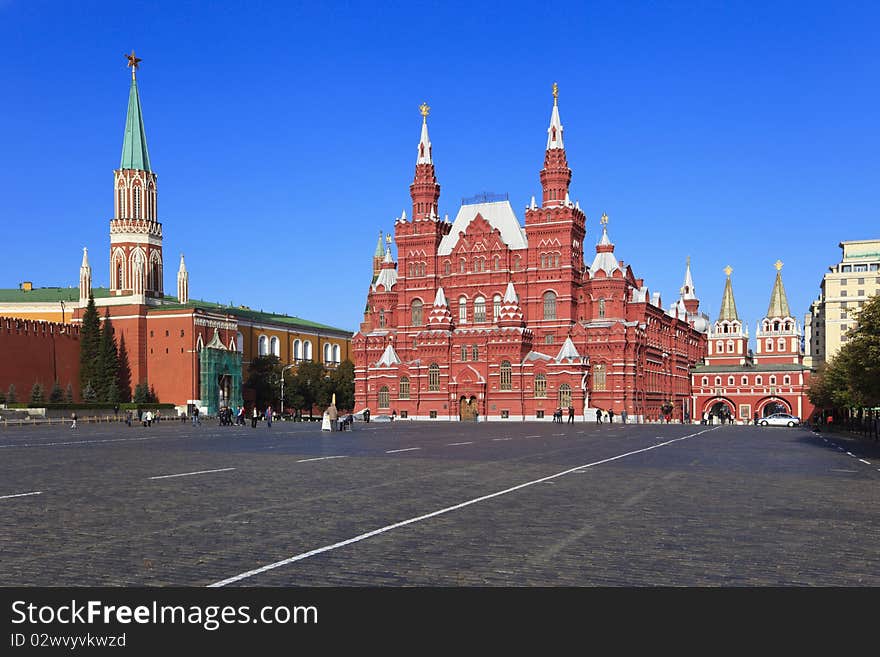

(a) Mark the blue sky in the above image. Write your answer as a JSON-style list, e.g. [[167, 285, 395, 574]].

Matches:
[[1, 1, 877, 337]]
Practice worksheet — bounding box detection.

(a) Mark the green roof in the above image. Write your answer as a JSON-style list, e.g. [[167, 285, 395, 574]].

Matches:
[[766, 269, 791, 318], [120, 77, 152, 171], [155, 297, 352, 336], [0, 287, 111, 302]]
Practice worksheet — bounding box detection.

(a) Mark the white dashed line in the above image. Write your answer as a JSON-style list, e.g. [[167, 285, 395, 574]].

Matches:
[[386, 447, 421, 454], [492, 438, 513, 441], [552, 433, 565, 436], [859, 459, 871, 465], [296, 456, 348, 463], [0, 491, 43, 500], [208, 425, 721, 587], [846, 452, 855, 457], [149, 468, 236, 480], [447, 442, 473, 446], [526, 435, 541, 439], [0, 436, 156, 449]]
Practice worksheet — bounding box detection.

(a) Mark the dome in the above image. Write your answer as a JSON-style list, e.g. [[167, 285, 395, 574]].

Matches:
[[692, 316, 709, 333]]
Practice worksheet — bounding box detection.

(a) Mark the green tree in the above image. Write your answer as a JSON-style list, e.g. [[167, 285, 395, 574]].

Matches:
[[30, 382, 45, 404], [133, 382, 150, 404], [7, 384, 17, 404], [81, 382, 97, 402], [117, 333, 132, 403], [79, 293, 101, 395], [290, 361, 326, 418], [95, 309, 119, 402], [49, 381, 64, 403], [325, 360, 355, 411], [148, 384, 159, 403], [64, 382, 74, 403], [244, 356, 282, 410]]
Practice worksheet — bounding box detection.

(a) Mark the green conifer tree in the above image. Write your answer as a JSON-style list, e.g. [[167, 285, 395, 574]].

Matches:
[[96, 309, 119, 402], [30, 382, 45, 404], [79, 293, 101, 395], [64, 382, 74, 403], [7, 384, 17, 404], [117, 333, 132, 403], [49, 381, 64, 403]]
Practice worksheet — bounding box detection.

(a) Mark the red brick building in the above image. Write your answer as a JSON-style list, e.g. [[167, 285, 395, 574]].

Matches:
[[353, 91, 709, 422], [691, 263, 814, 423]]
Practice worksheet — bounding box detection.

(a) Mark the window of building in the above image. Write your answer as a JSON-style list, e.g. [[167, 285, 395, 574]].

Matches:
[[513, 255, 521, 271], [715, 376, 722, 385], [501, 410, 509, 419], [769, 376, 776, 385], [459, 259, 466, 273], [716, 340, 723, 353], [765, 338, 773, 351], [493, 295, 502, 322], [428, 364, 440, 391], [500, 361, 512, 391], [702, 376, 708, 386], [593, 364, 606, 391], [545, 334, 554, 344], [399, 376, 410, 399], [258, 335, 269, 355], [783, 375, 791, 385], [756, 376, 763, 385], [536, 410, 545, 419], [474, 297, 486, 323], [727, 340, 734, 353], [858, 289, 864, 296], [332, 344, 340, 362], [472, 344, 478, 361], [543, 291, 557, 320], [742, 376, 748, 385], [270, 336, 280, 357], [558, 384, 571, 408], [541, 254, 547, 268], [458, 297, 467, 324], [598, 298, 605, 319], [411, 299, 423, 326], [378, 386, 390, 409], [324, 343, 332, 362], [534, 374, 547, 397], [303, 340, 312, 361], [841, 290, 848, 297], [444, 261, 451, 275], [379, 309, 385, 328], [461, 345, 468, 361], [133, 185, 141, 218], [728, 376, 735, 385], [236, 332, 243, 352], [293, 339, 302, 360], [777, 338, 785, 351]]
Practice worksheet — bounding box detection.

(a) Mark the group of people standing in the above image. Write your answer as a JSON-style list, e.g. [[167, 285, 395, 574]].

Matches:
[[702, 409, 733, 425]]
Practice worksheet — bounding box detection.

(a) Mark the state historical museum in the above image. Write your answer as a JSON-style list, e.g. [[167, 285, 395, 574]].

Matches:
[[353, 88, 709, 422]]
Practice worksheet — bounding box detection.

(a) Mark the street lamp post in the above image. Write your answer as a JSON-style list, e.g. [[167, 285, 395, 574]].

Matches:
[[280, 363, 296, 419]]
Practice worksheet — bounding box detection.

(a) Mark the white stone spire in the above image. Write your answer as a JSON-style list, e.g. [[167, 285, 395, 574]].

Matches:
[[79, 247, 91, 303], [177, 253, 189, 304], [417, 110, 432, 164], [503, 281, 518, 303], [680, 256, 697, 300], [546, 96, 564, 150], [433, 286, 448, 307]]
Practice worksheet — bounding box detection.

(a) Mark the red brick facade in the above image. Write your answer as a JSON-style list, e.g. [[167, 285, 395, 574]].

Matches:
[[0, 318, 81, 400], [354, 97, 709, 421]]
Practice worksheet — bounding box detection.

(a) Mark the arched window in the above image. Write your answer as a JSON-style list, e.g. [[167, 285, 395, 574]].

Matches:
[[727, 340, 734, 353], [702, 376, 708, 386], [534, 374, 547, 398], [500, 360, 512, 391], [304, 340, 312, 361], [769, 376, 777, 385], [756, 375, 763, 385], [493, 294, 502, 322], [543, 291, 557, 320], [399, 376, 410, 400], [715, 376, 722, 385], [558, 383, 571, 408], [474, 297, 486, 323], [332, 345, 340, 362], [324, 343, 332, 362], [293, 339, 302, 360], [593, 364, 606, 391], [766, 339, 773, 351], [148, 183, 155, 219], [513, 255, 521, 271], [269, 336, 279, 357], [411, 299, 423, 326], [258, 335, 269, 356], [472, 344, 479, 361], [461, 345, 468, 361], [378, 386, 390, 409], [773, 321, 780, 331], [541, 254, 547, 268], [493, 256, 500, 270], [378, 309, 385, 328], [742, 376, 748, 385], [783, 375, 791, 385], [117, 185, 126, 217], [444, 261, 451, 275], [236, 332, 244, 353], [458, 297, 467, 324], [115, 257, 124, 289], [598, 298, 606, 319], [784, 321, 791, 331], [428, 363, 440, 391], [728, 376, 735, 385], [777, 338, 785, 351], [716, 340, 723, 353], [133, 185, 141, 218]]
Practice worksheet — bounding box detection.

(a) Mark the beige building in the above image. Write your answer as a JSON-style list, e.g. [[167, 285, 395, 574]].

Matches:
[[805, 239, 880, 367]]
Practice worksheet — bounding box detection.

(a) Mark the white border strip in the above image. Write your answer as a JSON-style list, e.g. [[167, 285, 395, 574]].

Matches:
[[386, 448, 421, 454], [0, 491, 43, 500], [209, 426, 719, 587], [296, 456, 347, 463], [149, 468, 235, 480]]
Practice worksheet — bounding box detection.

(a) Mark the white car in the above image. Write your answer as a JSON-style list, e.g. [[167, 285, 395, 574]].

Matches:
[[760, 413, 800, 427]]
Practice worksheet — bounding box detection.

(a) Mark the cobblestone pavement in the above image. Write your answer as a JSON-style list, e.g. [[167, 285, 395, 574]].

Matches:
[[1, 419, 877, 586]]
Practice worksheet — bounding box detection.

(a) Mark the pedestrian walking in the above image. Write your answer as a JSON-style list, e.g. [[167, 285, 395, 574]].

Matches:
[[265, 405, 272, 429], [70, 411, 77, 429], [251, 406, 258, 428], [608, 409, 615, 424], [568, 405, 575, 424], [621, 409, 628, 425], [125, 409, 132, 427], [596, 409, 602, 424], [192, 406, 200, 426]]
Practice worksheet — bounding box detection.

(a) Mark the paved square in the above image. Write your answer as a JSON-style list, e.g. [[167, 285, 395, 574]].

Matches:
[[1, 419, 878, 586]]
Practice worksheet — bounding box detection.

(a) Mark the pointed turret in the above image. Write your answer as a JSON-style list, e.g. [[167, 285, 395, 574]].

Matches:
[[177, 253, 189, 304], [410, 102, 440, 221], [426, 286, 454, 329], [79, 247, 92, 303], [588, 213, 620, 277], [373, 231, 385, 276], [766, 260, 792, 319], [555, 336, 581, 363], [539, 83, 572, 207], [120, 50, 151, 172], [377, 343, 402, 367], [498, 282, 525, 328], [718, 265, 739, 322], [680, 256, 700, 315]]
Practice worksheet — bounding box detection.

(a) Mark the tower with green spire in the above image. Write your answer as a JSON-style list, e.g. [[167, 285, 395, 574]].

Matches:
[[109, 50, 164, 302], [706, 266, 751, 365], [755, 260, 803, 364]]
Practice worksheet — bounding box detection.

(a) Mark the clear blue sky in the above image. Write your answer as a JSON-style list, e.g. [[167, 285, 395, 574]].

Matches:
[[1, 1, 877, 337]]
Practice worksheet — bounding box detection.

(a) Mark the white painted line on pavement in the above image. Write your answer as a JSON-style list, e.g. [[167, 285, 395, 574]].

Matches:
[[296, 456, 347, 463], [492, 438, 513, 441], [447, 442, 473, 446], [208, 425, 721, 587], [846, 452, 855, 457], [386, 448, 421, 454], [149, 468, 236, 480], [0, 436, 156, 449], [552, 433, 565, 436], [526, 435, 541, 439], [859, 459, 871, 465], [0, 491, 43, 500]]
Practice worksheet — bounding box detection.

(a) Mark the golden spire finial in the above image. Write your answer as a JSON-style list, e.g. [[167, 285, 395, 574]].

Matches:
[[552, 82, 559, 105], [126, 50, 142, 80], [724, 265, 733, 277], [386, 234, 393, 245], [419, 102, 430, 120], [600, 212, 608, 226], [774, 259, 784, 271]]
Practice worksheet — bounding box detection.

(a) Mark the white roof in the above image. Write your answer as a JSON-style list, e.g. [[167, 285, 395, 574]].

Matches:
[[372, 266, 397, 292], [433, 286, 447, 306], [437, 200, 528, 256], [376, 343, 401, 367], [555, 336, 581, 362]]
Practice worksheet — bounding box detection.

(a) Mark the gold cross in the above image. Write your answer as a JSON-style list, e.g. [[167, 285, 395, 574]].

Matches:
[[419, 102, 430, 119], [724, 265, 733, 277], [552, 82, 558, 105], [600, 212, 608, 226], [774, 259, 784, 271], [126, 50, 142, 79]]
